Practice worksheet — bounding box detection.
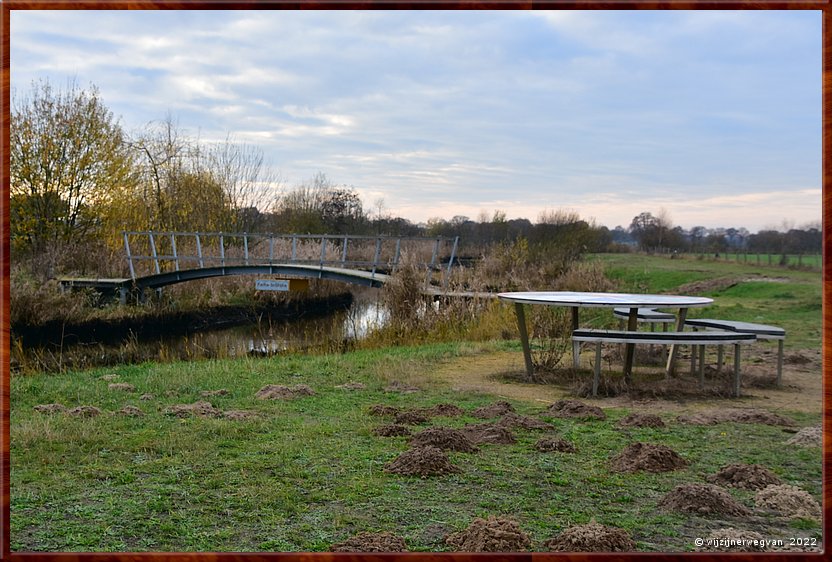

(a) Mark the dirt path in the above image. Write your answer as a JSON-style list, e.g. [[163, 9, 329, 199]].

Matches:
[[430, 348, 822, 416]]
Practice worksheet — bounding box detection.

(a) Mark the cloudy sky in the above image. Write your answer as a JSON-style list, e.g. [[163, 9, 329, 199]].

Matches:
[[10, 9, 821, 231]]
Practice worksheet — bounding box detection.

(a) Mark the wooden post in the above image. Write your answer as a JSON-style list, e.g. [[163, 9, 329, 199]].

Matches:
[[515, 303, 534, 380]]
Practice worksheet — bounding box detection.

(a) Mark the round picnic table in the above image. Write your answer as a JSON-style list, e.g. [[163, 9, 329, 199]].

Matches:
[[497, 291, 714, 380]]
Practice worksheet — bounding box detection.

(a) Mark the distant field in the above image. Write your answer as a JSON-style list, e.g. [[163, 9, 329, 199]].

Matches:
[[589, 253, 822, 350]]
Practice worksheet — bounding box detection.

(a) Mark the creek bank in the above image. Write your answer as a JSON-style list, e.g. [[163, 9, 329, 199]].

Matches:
[[12, 292, 354, 348]]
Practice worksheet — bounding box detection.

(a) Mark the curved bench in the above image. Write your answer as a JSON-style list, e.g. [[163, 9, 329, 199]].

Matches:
[[685, 319, 786, 386], [612, 307, 676, 325], [572, 329, 757, 397]]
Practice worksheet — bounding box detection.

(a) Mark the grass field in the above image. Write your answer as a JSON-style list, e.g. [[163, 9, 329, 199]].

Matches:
[[10, 254, 824, 552]]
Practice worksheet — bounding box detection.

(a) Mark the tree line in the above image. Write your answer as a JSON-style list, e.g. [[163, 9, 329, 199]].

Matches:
[[10, 80, 822, 279]]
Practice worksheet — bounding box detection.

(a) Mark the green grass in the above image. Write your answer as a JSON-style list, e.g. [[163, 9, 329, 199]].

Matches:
[[11, 341, 822, 552], [590, 253, 822, 349]]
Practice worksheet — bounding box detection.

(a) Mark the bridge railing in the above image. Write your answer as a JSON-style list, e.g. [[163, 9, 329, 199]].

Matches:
[[123, 231, 460, 287]]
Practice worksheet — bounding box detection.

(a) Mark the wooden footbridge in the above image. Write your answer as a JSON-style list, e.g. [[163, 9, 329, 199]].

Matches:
[[59, 231, 461, 304]]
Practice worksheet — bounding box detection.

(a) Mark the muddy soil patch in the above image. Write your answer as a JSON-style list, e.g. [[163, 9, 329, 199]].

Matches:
[[421, 403, 465, 417], [786, 426, 821, 447], [659, 483, 751, 516], [610, 442, 688, 473], [367, 404, 400, 417], [409, 427, 479, 453], [546, 399, 606, 420], [164, 400, 221, 418], [34, 403, 66, 414], [498, 412, 553, 430], [445, 516, 531, 552], [255, 384, 315, 400], [677, 408, 794, 426], [393, 410, 430, 425], [384, 381, 421, 394], [534, 437, 576, 453], [373, 424, 412, 437], [223, 410, 257, 421], [200, 389, 229, 397], [383, 446, 461, 477], [461, 423, 516, 445], [66, 406, 103, 417], [329, 531, 408, 552], [707, 464, 783, 490], [472, 400, 515, 418], [616, 412, 665, 429], [108, 383, 135, 392], [543, 521, 636, 552], [335, 382, 366, 390], [755, 484, 821, 520], [115, 405, 143, 417]]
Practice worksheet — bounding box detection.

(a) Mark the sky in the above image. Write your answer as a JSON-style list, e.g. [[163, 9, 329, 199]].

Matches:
[[9, 9, 822, 232]]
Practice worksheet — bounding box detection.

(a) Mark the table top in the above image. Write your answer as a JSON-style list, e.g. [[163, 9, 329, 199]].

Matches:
[[497, 291, 713, 308]]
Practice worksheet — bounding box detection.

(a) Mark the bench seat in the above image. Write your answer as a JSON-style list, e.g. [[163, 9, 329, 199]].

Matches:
[[684, 318, 785, 385], [572, 329, 757, 397]]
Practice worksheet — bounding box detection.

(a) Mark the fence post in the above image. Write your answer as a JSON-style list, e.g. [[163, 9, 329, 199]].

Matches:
[[342, 235, 348, 265], [320, 237, 327, 267], [195, 233, 204, 268], [371, 237, 382, 278], [243, 233, 249, 265], [148, 231, 161, 274], [291, 236, 297, 261], [123, 231, 136, 280]]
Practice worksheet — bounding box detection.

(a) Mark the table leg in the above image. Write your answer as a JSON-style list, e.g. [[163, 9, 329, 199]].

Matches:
[[571, 307, 580, 369], [622, 307, 638, 385], [514, 303, 534, 379], [666, 307, 689, 377]]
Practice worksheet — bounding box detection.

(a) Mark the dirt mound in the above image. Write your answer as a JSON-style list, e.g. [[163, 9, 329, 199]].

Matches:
[[461, 423, 516, 445], [409, 427, 479, 452], [335, 382, 366, 390], [616, 412, 665, 429], [421, 403, 465, 417], [534, 437, 576, 453], [384, 381, 421, 393], [695, 528, 766, 552], [677, 408, 794, 426], [164, 400, 221, 418], [291, 384, 315, 396], [368, 404, 400, 417], [34, 403, 66, 414], [472, 400, 515, 418], [543, 521, 636, 552], [67, 405, 103, 417], [223, 410, 257, 420], [330, 531, 408, 552], [755, 484, 821, 520], [658, 483, 751, 516], [785, 352, 812, 365], [115, 405, 143, 417], [199, 389, 229, 397], [393, 410, 430, 425], [255, 384, 314, 400], [610, 442, 688, 473], [445, 516, 531, 552], [675, 276, 740, 295], [546, 399, 606, 420], [99, 374, 119, 381], [707, 463, 783, 490], [498, 412, 554, 430], [373, 424, 412, 437], [786, 426, 821, 447], [383, 446, 462, 477], [108, 383, 135, 392], [139, 393, 154, 401]]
